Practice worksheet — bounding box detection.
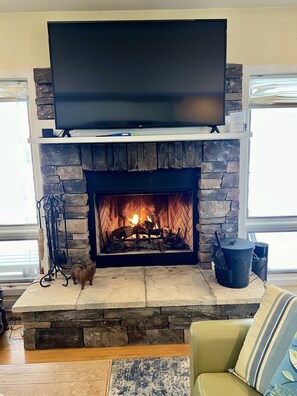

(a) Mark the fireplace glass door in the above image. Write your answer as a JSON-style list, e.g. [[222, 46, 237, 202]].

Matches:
[[96, 191, 193, 256], [86, 168, 199, 266]]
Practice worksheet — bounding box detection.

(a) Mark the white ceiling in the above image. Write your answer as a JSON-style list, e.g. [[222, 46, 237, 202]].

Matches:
[[1, 0, 297, 13]]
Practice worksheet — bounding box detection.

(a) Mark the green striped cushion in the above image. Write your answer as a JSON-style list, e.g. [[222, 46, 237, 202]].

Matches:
[[234, 284, 297, 394]]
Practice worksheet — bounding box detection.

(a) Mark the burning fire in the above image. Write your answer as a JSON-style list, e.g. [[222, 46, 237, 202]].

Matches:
[[128, 213, 159, 230], [129, 213, 140, 226], [147, 215, 159, 229]]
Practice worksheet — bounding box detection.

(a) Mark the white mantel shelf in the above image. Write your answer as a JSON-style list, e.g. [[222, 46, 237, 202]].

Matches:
[[29, 131, 251, 144]]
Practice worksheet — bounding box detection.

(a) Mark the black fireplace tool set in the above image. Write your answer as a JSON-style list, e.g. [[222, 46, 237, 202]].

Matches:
[[36, 195, 70, 288]]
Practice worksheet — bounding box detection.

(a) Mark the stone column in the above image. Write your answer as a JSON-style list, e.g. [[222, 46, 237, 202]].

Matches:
[[40, 144, 90, 265], [198, 140, 240, 269]]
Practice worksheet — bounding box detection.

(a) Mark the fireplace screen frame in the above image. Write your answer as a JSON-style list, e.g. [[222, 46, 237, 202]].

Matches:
[[86, 168, 199, 267]]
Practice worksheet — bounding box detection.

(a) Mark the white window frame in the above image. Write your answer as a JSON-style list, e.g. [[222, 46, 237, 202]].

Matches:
[[0, 70, 49, 284], [239, 64, 297, 285]]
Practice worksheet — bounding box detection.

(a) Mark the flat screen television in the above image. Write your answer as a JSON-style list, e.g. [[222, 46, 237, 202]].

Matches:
[[47, 19, 227, 131]]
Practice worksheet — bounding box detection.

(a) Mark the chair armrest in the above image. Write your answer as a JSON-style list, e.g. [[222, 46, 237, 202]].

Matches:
[[190, 318, 253, 395]]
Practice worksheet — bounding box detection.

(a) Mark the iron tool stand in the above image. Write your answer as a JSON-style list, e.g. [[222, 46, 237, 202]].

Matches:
[[37, 195, 70, 288]]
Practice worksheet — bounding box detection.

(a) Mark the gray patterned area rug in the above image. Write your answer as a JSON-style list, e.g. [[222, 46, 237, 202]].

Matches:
[[109, 356, 190, 396]]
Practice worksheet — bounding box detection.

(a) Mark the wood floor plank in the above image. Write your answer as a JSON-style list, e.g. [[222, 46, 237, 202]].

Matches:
[[0, 360, 111, 396], [0, 360, 111, 383], [0, 381, 108, 396]]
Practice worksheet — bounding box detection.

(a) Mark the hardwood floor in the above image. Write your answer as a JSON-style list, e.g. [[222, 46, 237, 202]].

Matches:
[[0, 360, 111, 396], [0, 325, 189, 365]]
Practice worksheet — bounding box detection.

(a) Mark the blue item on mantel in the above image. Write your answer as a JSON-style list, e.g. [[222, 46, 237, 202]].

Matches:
[[97, 132, 136, 137]]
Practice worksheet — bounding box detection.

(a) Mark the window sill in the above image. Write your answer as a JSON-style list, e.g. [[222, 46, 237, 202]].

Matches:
[[267, 272, 297, 294], [0, 282, 31, 297]]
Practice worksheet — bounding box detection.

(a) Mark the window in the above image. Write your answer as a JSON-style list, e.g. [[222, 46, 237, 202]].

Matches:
[[0, 79, 39, 281], [241, 69, 297, 273], [249, 107, 297, 217], [248, 232, 297, 272]]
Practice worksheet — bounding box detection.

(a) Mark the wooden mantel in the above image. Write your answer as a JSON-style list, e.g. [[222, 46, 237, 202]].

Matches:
[[29, 131, 251, 144]]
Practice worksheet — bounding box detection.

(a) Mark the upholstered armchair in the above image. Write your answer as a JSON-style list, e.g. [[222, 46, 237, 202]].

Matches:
[[190, 319, 261, 396], [190, 284, 297, 396]]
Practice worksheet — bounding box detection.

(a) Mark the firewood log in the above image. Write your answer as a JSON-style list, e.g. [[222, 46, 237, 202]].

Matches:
[[133, 224, 148, 234], [111, 226, 133, 240]]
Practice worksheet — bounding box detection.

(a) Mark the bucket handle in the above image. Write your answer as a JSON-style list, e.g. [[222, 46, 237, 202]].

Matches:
[[215, 231, 221, 247]]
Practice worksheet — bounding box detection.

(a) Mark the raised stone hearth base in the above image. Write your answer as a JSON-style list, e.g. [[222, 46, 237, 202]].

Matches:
[[12, 266, 264, 350]]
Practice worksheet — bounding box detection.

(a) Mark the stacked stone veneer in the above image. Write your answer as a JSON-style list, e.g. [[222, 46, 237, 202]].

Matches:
[[35, 64, 242, 269], [22, 303, 258, 350]]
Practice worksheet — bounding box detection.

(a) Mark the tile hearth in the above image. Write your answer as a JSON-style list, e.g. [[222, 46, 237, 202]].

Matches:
[[12, 266, 265, 350]]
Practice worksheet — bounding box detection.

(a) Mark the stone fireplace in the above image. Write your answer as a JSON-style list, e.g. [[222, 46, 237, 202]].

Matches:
[[35, 64, 242, 269], [10, 64, 256, 351], [40, 139, 239, 269]]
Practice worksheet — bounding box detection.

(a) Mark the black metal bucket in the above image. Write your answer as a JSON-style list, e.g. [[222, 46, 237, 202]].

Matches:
[[213, 235, 255, 288]]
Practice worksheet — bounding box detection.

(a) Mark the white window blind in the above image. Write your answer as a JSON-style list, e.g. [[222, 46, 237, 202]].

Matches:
[[250, 75, 297, 107], [0, 80, 28, 101], [0, 240, 39, 281]]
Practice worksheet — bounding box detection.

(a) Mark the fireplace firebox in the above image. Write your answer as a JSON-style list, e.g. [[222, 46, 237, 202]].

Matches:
[[86, 168, 199, 266]]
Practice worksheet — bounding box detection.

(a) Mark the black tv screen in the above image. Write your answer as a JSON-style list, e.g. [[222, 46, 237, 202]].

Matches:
[[47, 19, 227, 130]]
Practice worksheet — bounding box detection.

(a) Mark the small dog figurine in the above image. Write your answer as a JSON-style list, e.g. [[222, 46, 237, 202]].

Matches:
[[71, 260, 96, 290]]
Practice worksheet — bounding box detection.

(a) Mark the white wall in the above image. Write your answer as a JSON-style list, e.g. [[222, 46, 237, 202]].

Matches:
[[0, 7, 297, 69]]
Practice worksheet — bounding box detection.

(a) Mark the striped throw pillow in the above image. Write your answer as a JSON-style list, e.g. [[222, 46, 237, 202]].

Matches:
[[234, 283, 297, 394]]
